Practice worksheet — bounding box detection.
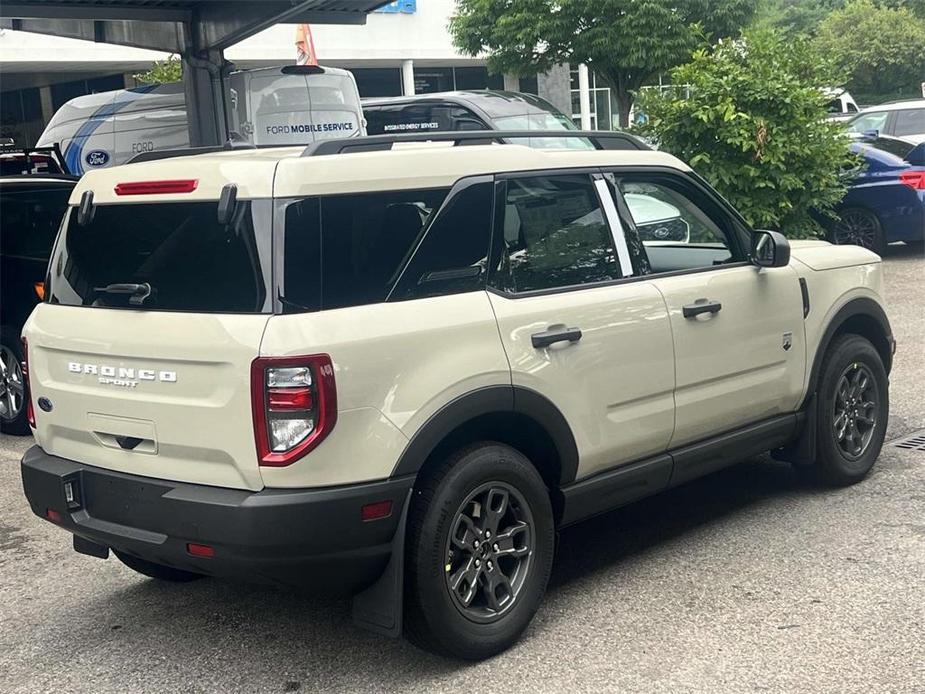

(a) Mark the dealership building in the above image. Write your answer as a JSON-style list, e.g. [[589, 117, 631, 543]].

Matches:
[[0, 0, 619, 147]]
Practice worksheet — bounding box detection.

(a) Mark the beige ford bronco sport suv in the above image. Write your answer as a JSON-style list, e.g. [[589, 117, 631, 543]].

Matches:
[[20, 131, 893, 660]]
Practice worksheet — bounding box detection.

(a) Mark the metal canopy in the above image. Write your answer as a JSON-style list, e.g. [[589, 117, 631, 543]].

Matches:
[[0, 1, 389, 147], [0, 1, 387, 52]]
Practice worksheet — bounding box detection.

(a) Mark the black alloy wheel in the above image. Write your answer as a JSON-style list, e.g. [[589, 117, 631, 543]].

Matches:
[[444, 481, 535, 623]]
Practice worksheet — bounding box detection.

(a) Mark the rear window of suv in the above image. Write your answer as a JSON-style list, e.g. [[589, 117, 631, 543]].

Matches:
[[48, 201, 272, 313]]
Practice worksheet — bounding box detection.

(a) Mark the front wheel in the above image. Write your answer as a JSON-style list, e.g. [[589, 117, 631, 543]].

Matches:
[[404, 443, 554, 660], [808, 334, 889, 486]]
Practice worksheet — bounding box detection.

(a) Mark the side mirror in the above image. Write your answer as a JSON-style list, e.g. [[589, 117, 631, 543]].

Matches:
[[860, 129, 879, 141], [751, 230, 790, 268]]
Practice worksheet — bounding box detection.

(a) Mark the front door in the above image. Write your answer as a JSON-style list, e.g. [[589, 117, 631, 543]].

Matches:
[[612, 170, 807, 448], [487, 171, 675, 480]]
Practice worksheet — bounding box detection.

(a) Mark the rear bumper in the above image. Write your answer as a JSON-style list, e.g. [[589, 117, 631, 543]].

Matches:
[[20, 445, 412, 592]]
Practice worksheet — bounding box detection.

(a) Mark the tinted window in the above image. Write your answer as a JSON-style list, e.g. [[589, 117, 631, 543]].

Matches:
[[49, 201, 271, 313], [494, 175, 620, 293], [865, 137, 915, 160], [284, 188, 449, 310], [364, 103, 487, 135], [391, 180, 493, 301], [0, 185, 71, 259], [893, 108, 925, 137]]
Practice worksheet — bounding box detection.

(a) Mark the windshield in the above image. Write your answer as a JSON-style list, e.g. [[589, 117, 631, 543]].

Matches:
[[48, 201, 273, 313]]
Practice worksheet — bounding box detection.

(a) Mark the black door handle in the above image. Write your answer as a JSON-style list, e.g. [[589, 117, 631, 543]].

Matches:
[[682, 299, 722, 319], [531, 325, 583, 349]]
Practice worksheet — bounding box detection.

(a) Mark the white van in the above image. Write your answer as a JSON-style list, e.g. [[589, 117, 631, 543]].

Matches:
[[36, 66, 365, 174]]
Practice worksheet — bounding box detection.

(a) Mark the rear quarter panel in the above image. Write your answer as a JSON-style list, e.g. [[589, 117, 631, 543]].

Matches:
[[258, 292, 510, 488]]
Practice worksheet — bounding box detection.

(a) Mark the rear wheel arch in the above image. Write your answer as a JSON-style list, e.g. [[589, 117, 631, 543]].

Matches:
[[391, 386, 579, 510]]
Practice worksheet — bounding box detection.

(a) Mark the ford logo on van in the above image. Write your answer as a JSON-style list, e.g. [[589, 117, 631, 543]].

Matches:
[[85, 150, 110, 167]]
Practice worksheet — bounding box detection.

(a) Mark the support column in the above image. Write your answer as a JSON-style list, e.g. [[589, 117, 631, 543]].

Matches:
[[503, 74, 519, 92], [38, 86, 54, 125], [401, 59, 415, 96], [578, 63, 592, 130], [181, 48, 233, 147]]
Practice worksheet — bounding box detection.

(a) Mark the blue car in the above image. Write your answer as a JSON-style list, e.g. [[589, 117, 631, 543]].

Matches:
[[830, 136, 925, 253]]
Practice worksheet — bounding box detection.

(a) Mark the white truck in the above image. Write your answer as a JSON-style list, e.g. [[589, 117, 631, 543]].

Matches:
[[36, 65, 365, 174]]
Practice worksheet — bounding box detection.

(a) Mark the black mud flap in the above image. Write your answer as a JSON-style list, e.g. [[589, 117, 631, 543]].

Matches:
[[73, 534, 110, 559], [351, 488, 412, 638], [773, 395, 817, 466]]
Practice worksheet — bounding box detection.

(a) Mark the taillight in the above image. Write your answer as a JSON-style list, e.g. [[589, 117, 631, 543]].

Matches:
[[21, 337, 34, 428], [114, 179, 199, 196], [251, 355, 337, 466], [899, 171, 925, 190]]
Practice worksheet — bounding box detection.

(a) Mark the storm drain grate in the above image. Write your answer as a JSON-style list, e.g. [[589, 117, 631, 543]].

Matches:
[[890, 430, 925, 452]]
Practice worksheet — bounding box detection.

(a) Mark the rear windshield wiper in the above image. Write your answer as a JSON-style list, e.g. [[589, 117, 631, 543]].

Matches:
[[93, 282, 154, 306]]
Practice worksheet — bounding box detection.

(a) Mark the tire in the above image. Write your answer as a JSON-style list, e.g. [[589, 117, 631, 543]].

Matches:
[[808, 334, 889, 486], [829, 208, 885, 255], [114, 550, 205, 583], [404, 442, 555, 660], [0, 338, 30, 435]]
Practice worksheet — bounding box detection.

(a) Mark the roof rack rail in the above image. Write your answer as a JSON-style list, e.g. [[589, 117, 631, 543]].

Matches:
[[301, 130, 651, 157], [126, 138, 257, 165]]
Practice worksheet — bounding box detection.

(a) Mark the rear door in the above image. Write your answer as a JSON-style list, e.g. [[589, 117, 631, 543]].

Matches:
[[487, 171, 675, 481], [27, 198, 274, 491]]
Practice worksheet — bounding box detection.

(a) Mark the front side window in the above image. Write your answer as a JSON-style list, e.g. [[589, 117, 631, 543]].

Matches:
[[492, 174, 621, 293], [849, 111, 889, 134], [616, 175, 744, 274]]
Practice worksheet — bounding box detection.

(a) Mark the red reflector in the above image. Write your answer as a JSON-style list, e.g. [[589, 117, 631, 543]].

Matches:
[[186, 543, 215, 558], [361, 500, 393, 522], [268, 387, 314, 411], [900, 171, 925, 190], [46, 509, 62, 522], [114, 179, 199, 196]]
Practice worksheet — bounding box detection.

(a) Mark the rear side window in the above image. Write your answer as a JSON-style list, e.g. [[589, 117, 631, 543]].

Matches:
[[0, 185, 71, 259], [893, 108, 925, 137], [492, 175, 621, 293], [364, 103, 488, 134], [49, 201, 272, 313], [390, 180, 493, 301], [282, 188, 449, 311]]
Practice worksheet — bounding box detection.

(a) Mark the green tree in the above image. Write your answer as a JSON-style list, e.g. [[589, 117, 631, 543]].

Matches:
[[815, 0, 925, 102], [636, 30, 856, 236], [134, 55, 183, 85], [449, 0, 758, 127], [754, 0, 925, 37]]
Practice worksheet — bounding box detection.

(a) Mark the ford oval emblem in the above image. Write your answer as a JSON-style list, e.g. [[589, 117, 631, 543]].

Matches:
[[85, 150, 110, 167]]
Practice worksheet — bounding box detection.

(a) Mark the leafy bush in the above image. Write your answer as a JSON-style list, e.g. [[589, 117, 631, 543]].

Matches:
[[636, 30, 857, 236]]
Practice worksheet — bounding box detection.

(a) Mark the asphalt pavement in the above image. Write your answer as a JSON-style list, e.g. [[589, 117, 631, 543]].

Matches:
[[1, 244, 922, 693]]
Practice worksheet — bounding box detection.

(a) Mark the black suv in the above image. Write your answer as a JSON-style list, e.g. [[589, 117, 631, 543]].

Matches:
[[0, 147, 76, 433]]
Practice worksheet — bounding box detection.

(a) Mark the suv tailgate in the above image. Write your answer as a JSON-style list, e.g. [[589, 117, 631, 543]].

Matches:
[[27, 304, 269, 491]]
